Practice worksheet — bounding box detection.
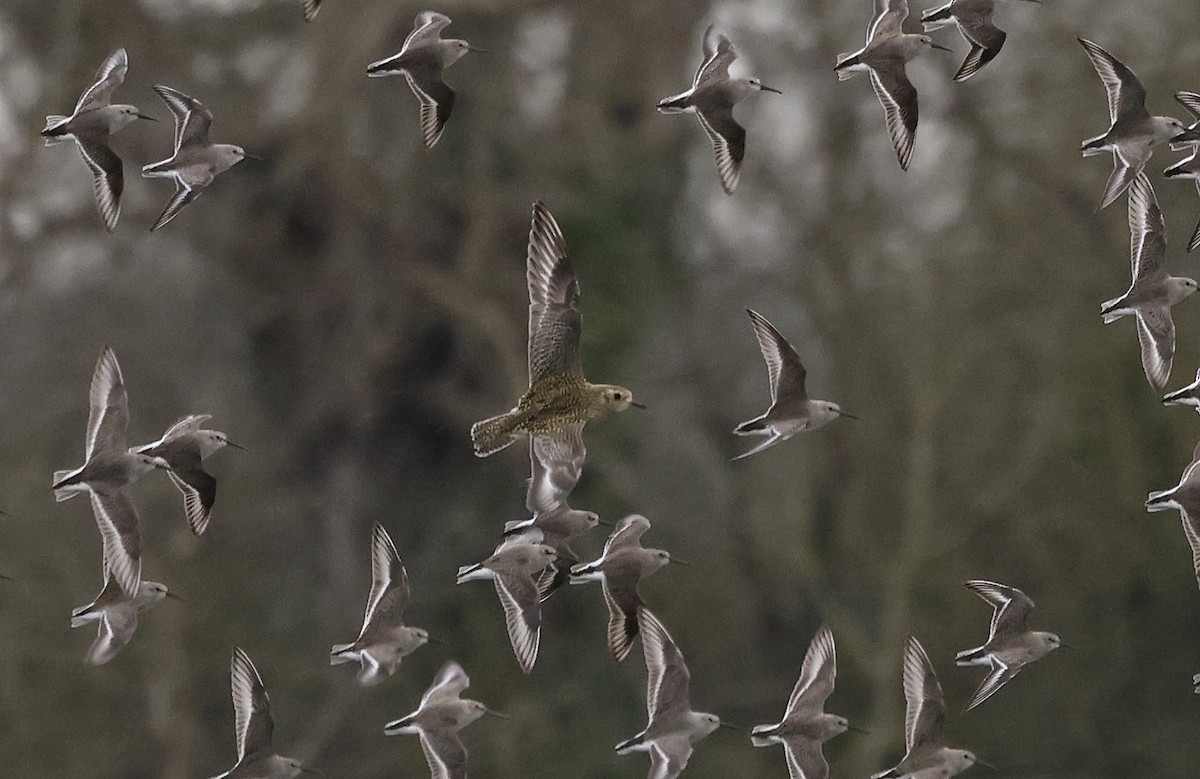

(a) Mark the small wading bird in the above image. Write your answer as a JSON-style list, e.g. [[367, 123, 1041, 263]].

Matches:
[[367, 11, 485, 148], [836, 0, 953, 170], [1100, 173, 1197, 391], [211, 648, 317, 778], [955, 580, 1063, 711], [142, 85, 250, 231], [53, 346, 171, 600], [331, 522, 434, 685], [569, 514, 686, 662], [733, 309, 855, 460], [455, 542, 558, 673], [42, 47, 156, 231], [656, 25, 781, 195], [615, 608, 739, 778], [471, 202, 643, 457], [132, 414, 243, 535], [70, 568, 178, 665], [1146, 440, 1200, 593], [1078, 38, 1188, 211], [384, 660, 506, 779], [920, 0, 1042, 83], [752, 625, 858, 779], [871, 636, 991, 778]]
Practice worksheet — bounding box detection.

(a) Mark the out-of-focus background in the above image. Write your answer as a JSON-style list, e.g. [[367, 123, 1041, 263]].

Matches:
[[1, 0, 1199, 776]]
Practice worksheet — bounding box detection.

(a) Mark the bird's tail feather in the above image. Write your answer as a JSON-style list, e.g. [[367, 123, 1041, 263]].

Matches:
[[470, 410, 524, 457], [920, 3, 954, 30], [954, 645, 988, 665], [835, 53, 861, 79], [42, 116, 70, 144], [1081, 135, 1108, 156], [329, 643, 356, 665], [1146, 489, 1176, 510]]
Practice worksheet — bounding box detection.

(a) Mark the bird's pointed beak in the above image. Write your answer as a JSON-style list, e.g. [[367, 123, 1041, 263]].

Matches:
[[759, 84, 782, 94], [467, 45, 491, 54], [136, 112, 157, 122], [719, 721, 746, 733], [596, 518, 614, 528], [847, 724, 869, 734], [1058, 641, 1076, 650], [243, 152, 264, 162], [630, 401, 647, 410], [668, 555, 689, 566], [426, 635, 448, 646], [837, 411, 860, 420], [225, 441, 247, 451], [932, 43, 955, 52], [299, 766, 324, 776], [973, 758, 998, 771], [484, 707, 509, 720], [165, 591, 185, 602]]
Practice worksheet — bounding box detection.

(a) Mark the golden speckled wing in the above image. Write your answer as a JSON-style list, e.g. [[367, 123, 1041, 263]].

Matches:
[[526, 201, 583, 385]]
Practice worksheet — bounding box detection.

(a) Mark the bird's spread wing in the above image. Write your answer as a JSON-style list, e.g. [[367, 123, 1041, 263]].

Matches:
[[903, 636, 945, 753], [88, 488, 142, 601], [404, 11, 453, 50], [746, 309, 808, 404], [526, 201, 583, 384], [869, 64, 918, 171], [495, 571, 541, 673], [1077, 38, 1148, 124], [1128, 173, 1167, 284], [85, 346, 129, 460], [422, 660, 470, 707], [418, 728, 467, 779], [87, 609, 138, 666], [602, 574, 641, 662], [649, 738, 693, 779], [1136, 306, 1175, 391], [360, 522, 410, 639], [75, 48, 128, 113], [952, 16, 1005, 83], [604, 514, 652, 555], [1176, 91, 1200, 123], [640, 607, 691, 721], [149, 175, 202, 232], [785, 625, 837, 717], [527, 425, 586, 515], [230, 647, 275, 763], [162, 414, 213, 439], [868, 0, 910, 42], [782, 736, 831, 779], [152, 85, 213, 152], [76, 138, 123, 232], [964, 656, 1019, 711], [1179, 514, 1200, 593], [695, 107, 745, 195], [403, 65, 456, 149], [168, 468, 216, 536], [693, 26, 736, 88], [964, 580, 1034, 639]]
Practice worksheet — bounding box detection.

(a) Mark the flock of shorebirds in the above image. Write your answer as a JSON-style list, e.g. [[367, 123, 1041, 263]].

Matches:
[[35, 0, 1200, 777]]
